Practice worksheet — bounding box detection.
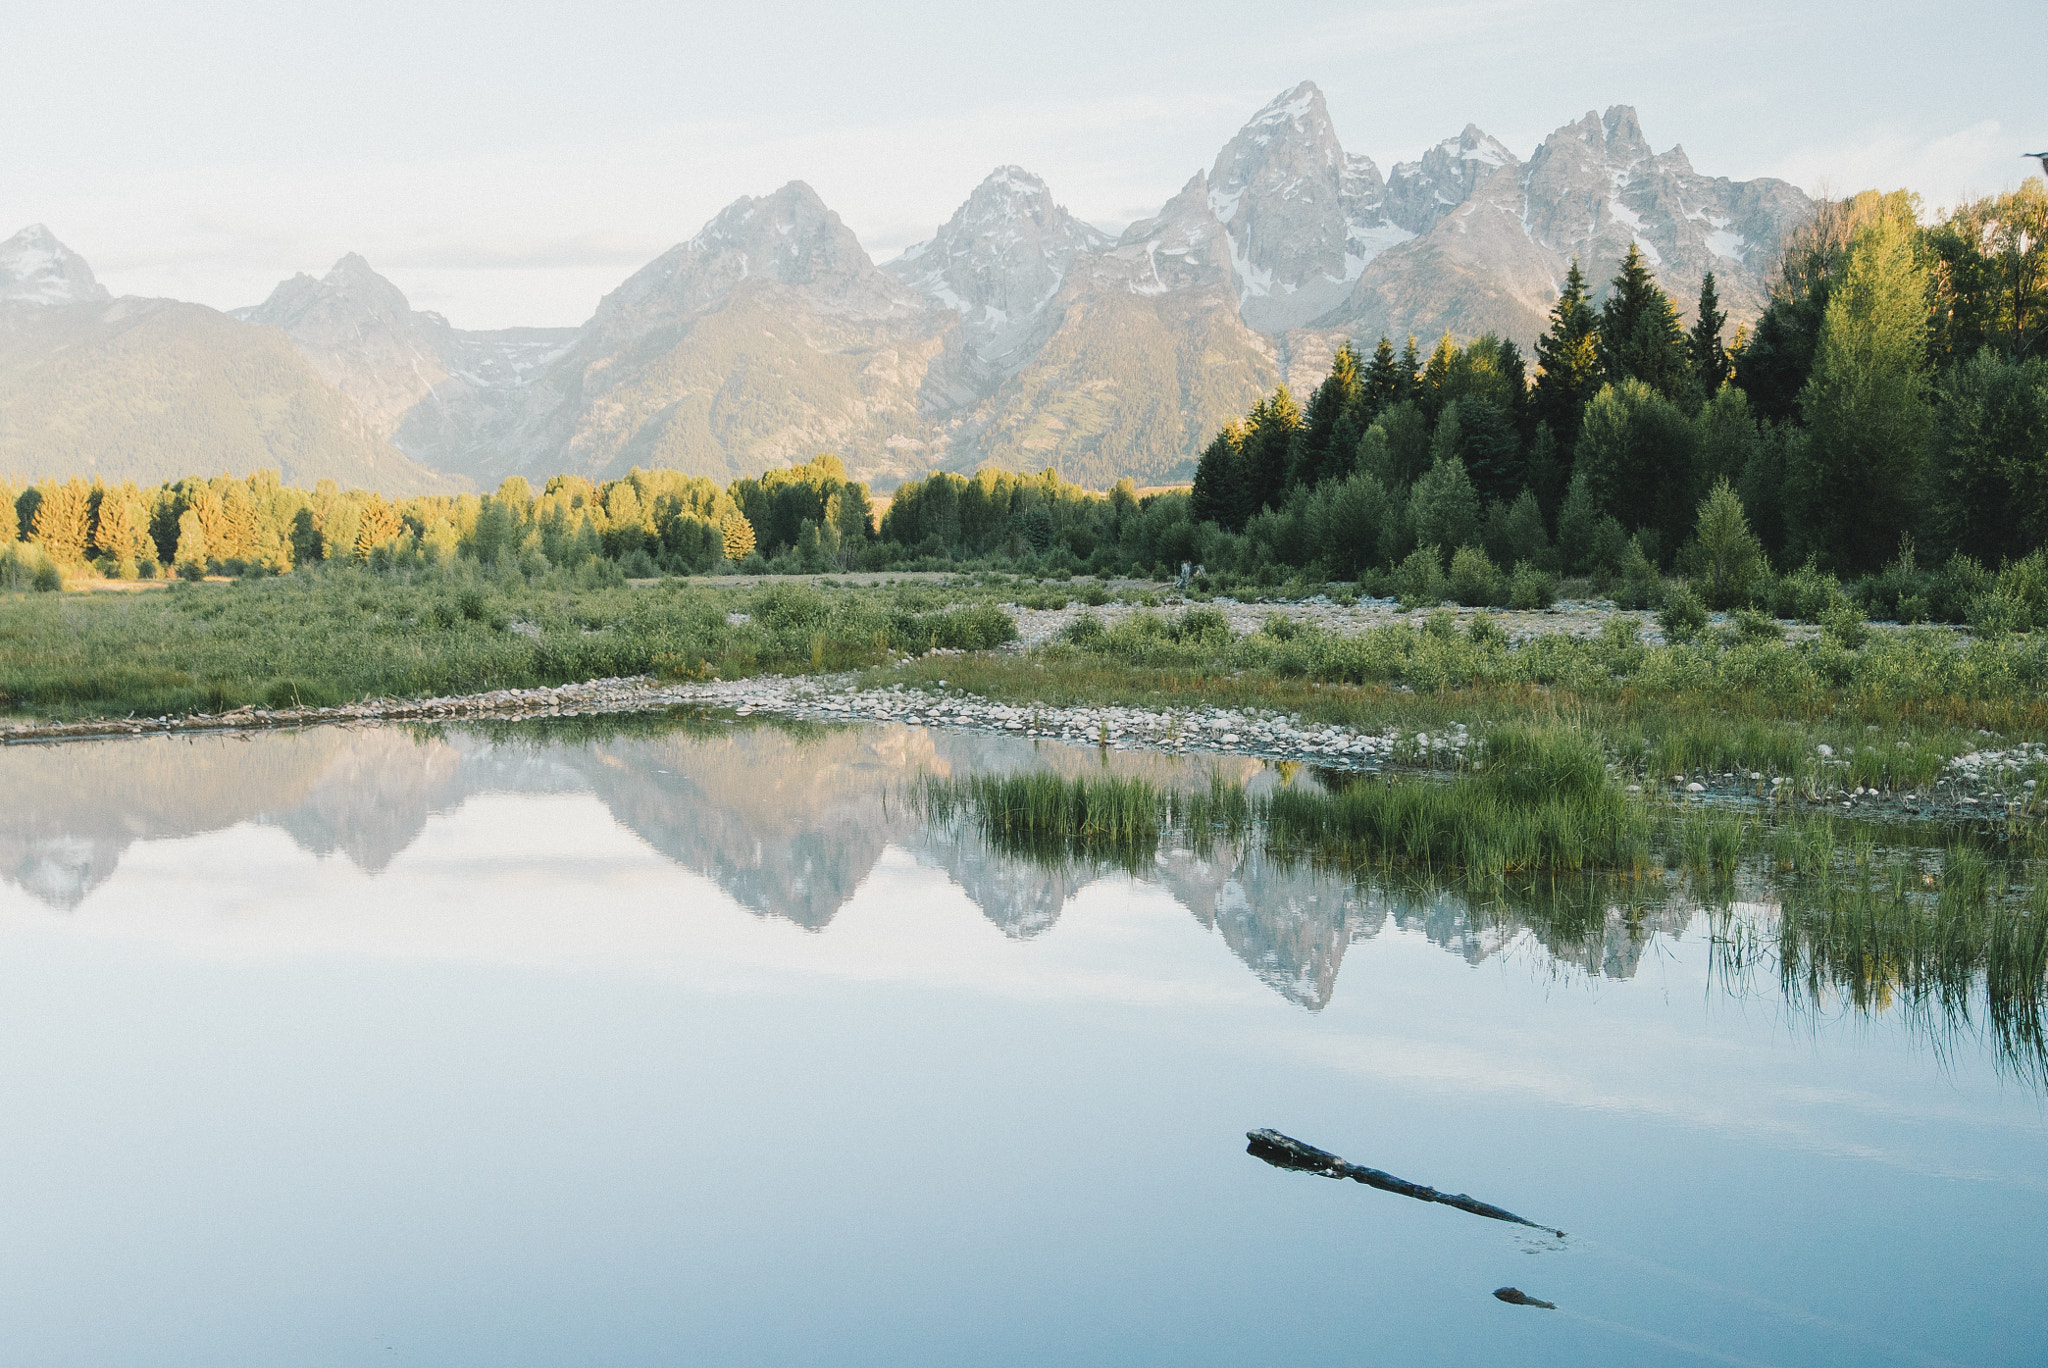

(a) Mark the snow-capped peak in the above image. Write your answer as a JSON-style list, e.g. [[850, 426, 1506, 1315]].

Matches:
[[884, 166, 1109, 358], [0, 224, 111, 306]]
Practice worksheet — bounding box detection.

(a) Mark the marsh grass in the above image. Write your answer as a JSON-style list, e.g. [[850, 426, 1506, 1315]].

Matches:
[[918, 725, 1656, 881], [0, 568, 1017, 718], [1263, 725, 1650, 877], [1700, 825, 2048, 1082]]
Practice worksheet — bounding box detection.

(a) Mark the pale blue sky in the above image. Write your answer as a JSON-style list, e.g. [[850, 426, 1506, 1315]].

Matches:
[[0, 0, 2034, 328]]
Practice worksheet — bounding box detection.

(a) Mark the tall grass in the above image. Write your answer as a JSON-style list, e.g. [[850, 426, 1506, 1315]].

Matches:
[[1716, 832, 2048, 1083], [1264, 725, 1650, 877], [0, 567, 1017, 718]]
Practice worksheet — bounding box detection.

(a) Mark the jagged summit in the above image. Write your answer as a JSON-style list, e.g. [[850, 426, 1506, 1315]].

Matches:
[[593, 180, 918, 340], [886, 165, 1110, 364], [0, 83, 1815, 495], [0, 224, 111, 306]]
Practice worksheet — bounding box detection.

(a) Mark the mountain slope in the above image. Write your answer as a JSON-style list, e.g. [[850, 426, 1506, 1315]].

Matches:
[[0, 293, 451, 491]]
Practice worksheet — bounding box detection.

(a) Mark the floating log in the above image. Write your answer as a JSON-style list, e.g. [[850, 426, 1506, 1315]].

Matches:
[[1492, 1287, 1556, 1309], [1245, 1129, 1565, 1238]]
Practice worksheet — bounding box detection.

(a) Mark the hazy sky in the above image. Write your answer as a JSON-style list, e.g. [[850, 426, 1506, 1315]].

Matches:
[[2, 0, 2035, 329]]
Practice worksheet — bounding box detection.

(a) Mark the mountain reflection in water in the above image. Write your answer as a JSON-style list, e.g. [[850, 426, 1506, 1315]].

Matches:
[[0, 715, 1706, 1014]]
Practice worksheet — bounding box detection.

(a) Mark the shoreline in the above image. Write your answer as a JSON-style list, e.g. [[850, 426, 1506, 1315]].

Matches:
[[4, 671, 2032, 826]]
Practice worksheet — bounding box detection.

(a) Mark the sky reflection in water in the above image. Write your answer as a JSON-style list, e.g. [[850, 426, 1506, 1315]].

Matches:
[[0, 716, 2042, 1367]]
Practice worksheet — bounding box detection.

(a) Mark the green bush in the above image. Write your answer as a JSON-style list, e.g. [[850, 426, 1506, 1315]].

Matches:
[[1822, 596, 1870, 649], [1448, 545, 1504, 606], [0, 543, 64, 592], [1395, 545, 1447, 610], [1508, 561, 1557, 610], [1658, 584, 1709, 642]]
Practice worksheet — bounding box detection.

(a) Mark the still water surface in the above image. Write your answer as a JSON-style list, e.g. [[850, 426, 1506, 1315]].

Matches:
[[0, 716, 2043, 1366]]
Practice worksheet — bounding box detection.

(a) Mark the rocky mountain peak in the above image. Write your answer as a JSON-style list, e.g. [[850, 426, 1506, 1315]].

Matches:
[[1384, 125, 1520, 234], [260, 254, 421, 331], [1601, 105, 1651, 165], [885, 166, 1110, 364], [1204, 81, 1404, 331], [595, 180, 916, 336], [0, 224, 112, 306]]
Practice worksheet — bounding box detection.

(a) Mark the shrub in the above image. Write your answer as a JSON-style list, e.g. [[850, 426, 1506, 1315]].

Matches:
[[1768, 560, 1840, 621], [1170, 607, 1233, 646], [1508, 561, 1557, 610], [1821, 596, 1869, 649], [1448, 545, 1504, 606], [1061, 612, 1108, 646], [1728, 607, 1783, 643], [1658, 584, 1709, 642], [0, 542, 64, 592], [1395, 545, 1447, 610]]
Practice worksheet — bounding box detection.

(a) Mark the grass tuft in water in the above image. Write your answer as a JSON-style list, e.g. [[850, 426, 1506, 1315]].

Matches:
[[1262, 724, 1650, 877]]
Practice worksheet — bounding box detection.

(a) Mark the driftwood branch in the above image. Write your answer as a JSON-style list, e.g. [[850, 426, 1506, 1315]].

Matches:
[[1246, 1129, 1565, 1238]]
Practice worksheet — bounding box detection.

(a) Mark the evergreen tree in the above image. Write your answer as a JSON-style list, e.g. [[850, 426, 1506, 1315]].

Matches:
[[353, 494, 405, 559], [1598, 244, 1691, 401], [31, 479, 92, 564], [1287, 343, 1363, 490], [173, 509, 208, 571], [1790, 210, 1934, 574], [1398, 336, 1422, 401], [1362, 336, 1406, 416], [1190, 422, 1247, 529], [1496, 337, 1533, 442], [1241, 387, 1302, 518], [1409, 454, 1481, 552], [1679, 479, 1767, 609], [1922, 350, 2048, 563], [92, 485, 154, 564], [1690, 271, 1731, 396], [1419, 333, 1459, 417], [1532, 258, 1602, 453], [1695, 385, 1761, 490], [1377, 401, 1434, 488]]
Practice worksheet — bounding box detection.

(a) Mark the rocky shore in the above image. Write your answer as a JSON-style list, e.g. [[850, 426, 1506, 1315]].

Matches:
[[3, 670, 2034, 824]]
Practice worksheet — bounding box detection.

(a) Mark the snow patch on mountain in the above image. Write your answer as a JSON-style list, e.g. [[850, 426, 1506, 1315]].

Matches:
[[0, 225, 111, 306]]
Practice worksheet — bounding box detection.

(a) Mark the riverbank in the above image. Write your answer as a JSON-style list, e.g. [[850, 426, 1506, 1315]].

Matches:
[[7, 667, 2037, 827]]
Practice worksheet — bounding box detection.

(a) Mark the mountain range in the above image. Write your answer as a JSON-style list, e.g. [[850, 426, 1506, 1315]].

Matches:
[[2, 84, 1811, 494]]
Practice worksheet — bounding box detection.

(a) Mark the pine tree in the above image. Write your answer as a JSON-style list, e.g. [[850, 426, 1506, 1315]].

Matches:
[[1598, 244, 1691, 400], [1532, 258, 1602, 453], [31, 479, 92, 564], [1496, 337, 1533, 441], [1287, 344, 1363, 491], [1362, 336, 1406, 416], [1419, 333, 1459, 417], [173, 509, 208, 570], [1398, 336, 1422, 401], [1241, 387, 1302, 517], [92, 486, 154, 564], [353, 494, 404, 559], [719, 507, 756, 561], [1690, 270, 1731, 396], [1191, 422, 1247, 529]]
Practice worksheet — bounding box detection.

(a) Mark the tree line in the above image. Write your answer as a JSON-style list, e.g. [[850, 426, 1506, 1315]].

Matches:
[[0, 454, 879, 584], [6, 178, 2042, 620]]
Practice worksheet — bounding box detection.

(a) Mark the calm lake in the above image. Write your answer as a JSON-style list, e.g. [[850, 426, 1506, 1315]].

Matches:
[[1, 715, 2042, 1366]]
